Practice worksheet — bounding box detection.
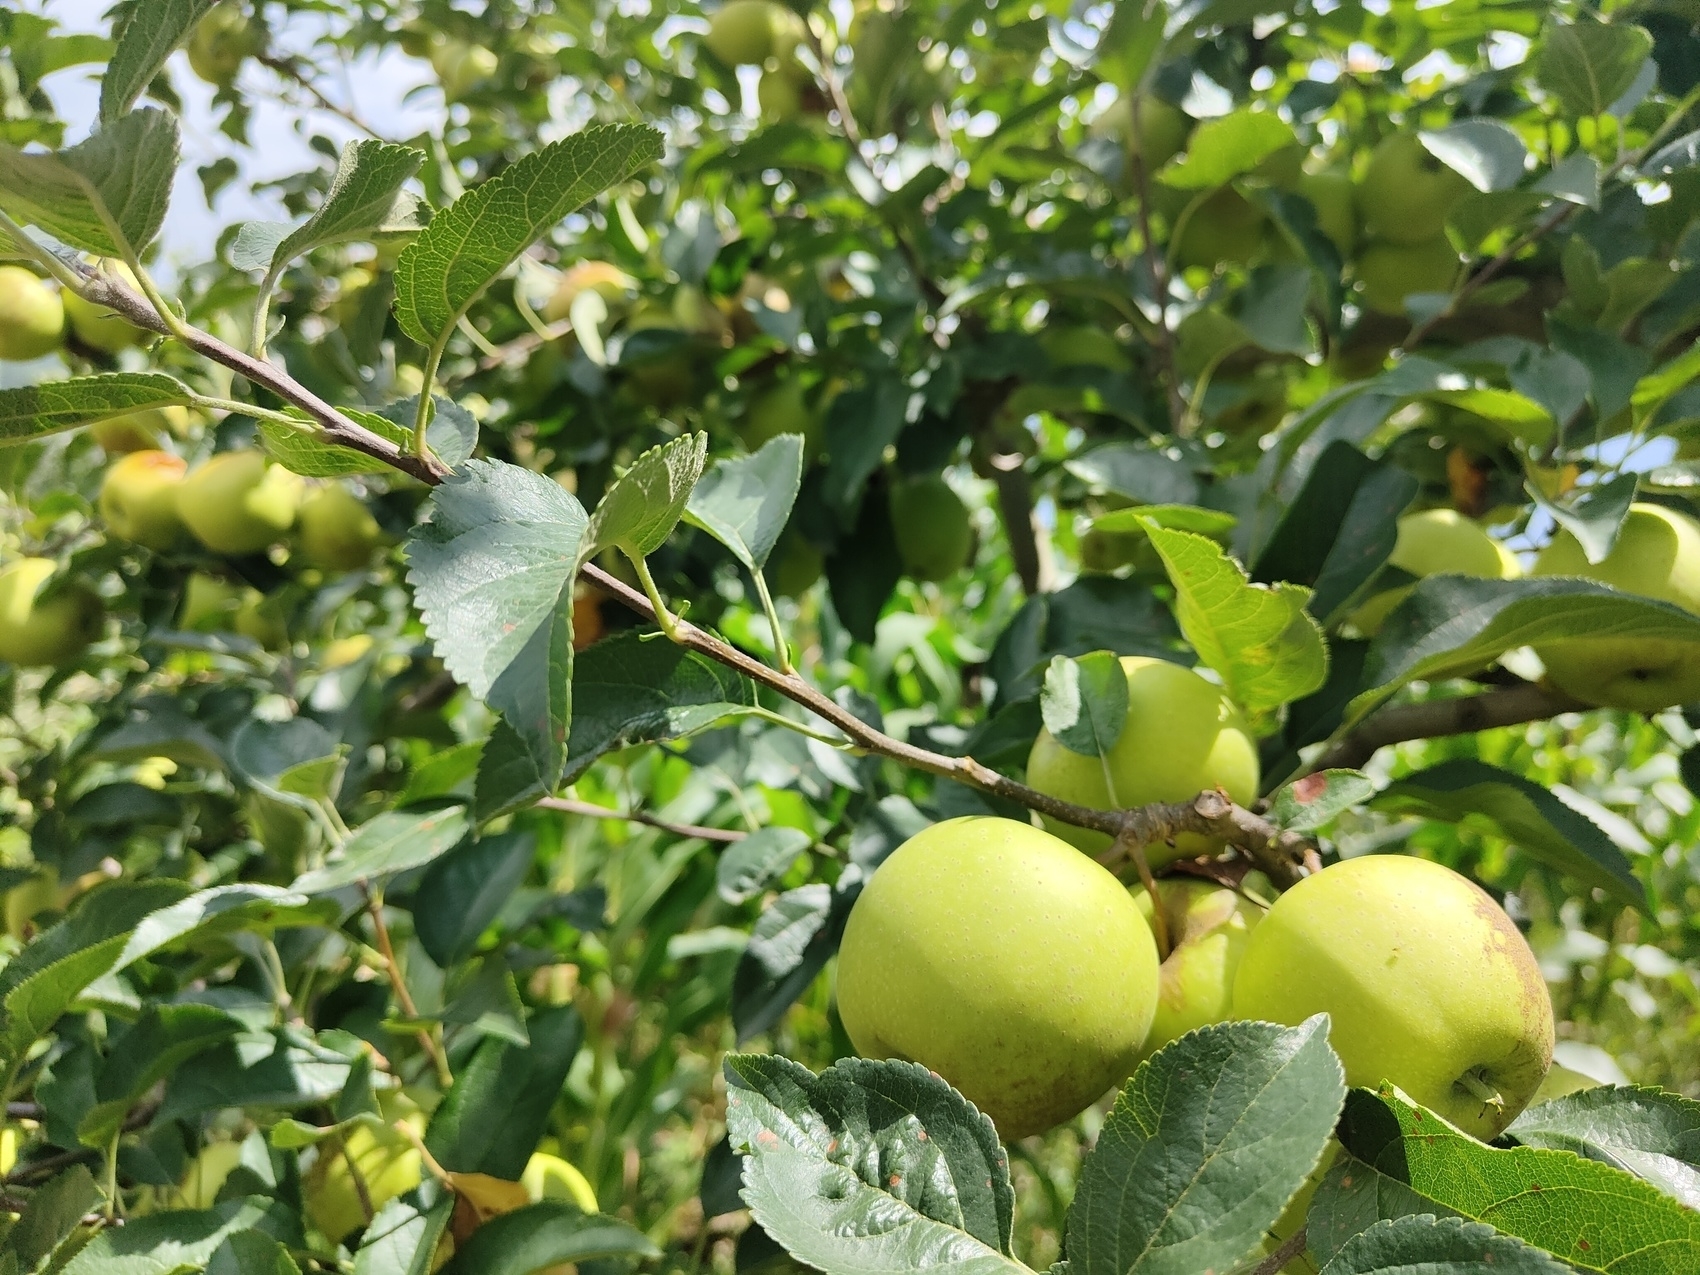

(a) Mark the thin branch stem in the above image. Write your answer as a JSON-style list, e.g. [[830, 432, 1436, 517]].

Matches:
[[362, 887, 453, 1088], [1249, 1227, 1309, 1275], [254, 52, 391, 141], [1305, 681, 1587, 775], [537, 797, 746, 844]]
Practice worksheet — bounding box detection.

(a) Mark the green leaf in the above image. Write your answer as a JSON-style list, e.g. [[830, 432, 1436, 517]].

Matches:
[[1633, 341, 1700, 432], [206, 1231, 300, 1275], [1340, 1086, 1700, 1273], [1507, 1086, 1700, 1209], [1421, 387, 1554, 446], [1064, 442, 1201, 506], [718, 827, 814, 905], [1040, 651, 1128, 757], [100, 0, 218, 122], [114, 884, 335, 970], [158, 1027, 362, 1122], [732, 883, 855, 1042], [0, 108, 179, 256], [442, 1202, 659, 1275], [233, 139, 424, 278], [1092, 0, 1167, 89], [394, 123, 662, 349], [725, 1053, 1019, 1274], [1421, 121, 1529, 193], [292, 806, 471, 894], [584, 433, 709, 561], [1526, 471, 1637, 565], [262, 399, 474, 476], [8, 1166, 101, 1271], [0, 373, 192, 446], [1318, 1215, 1572, 1275], [414, 830, 537, 967], [1371, 759, 1642, 907], [1066, 1018, 1344, 1275], [1090, 505, 1237, 537], [1305, 1151, 1464, 1270], [563, 631, 760, 784], [355, 1198, 454, 1275], [1158, 109, 1295, 189], [1536, 18, 1655, 119], [1266, 770, 1377, 833], [79, 1003, 244, 1146], [1142, 521, 1329, 720], [60, 1198, 297, 1274], [425, 1005, 583, 1179], [685, 434, 806, 571]]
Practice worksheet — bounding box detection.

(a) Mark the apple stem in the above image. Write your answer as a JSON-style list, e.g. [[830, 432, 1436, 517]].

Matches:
[[1455, 1069, 1505, 1111], [1116, 821, 1170, 959]]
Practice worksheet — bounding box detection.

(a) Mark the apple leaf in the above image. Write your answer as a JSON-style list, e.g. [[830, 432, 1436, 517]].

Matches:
[[207, 1232, 300, 1275], [1338, 1085, 1700, 1273], [413, 830, 538, 968], [1158, 109, 1295, 190], [1088, 504, 1237, 537], [1536, 18, 1654, 119], [59, 1199, 298, 1275], [1507, 1085, 1700, 1210], [1318, 1216, 1573, 1275], [0, 373, 193, 446], [157, 1027, 364, 1123], [1421, 120, 1529, 193], [1141, 521, 1329, 722], [394, 123, 661, 351], [78, 1003, 243, 1146], [290, 806, 470, 894], [1304, 1151, 1464, 1269], [1371, 759, 1642, 907], [584, 432, 709, 563], [9, 1165, 102, 1272], [100, 0, 219, 121], [685, 433, 806, 572], [732, 881, 860, 1042], [1526, 471, 1637, 565], [440, 1202, 660, 1275], [724, 1053, 1021, 1275], [1344, 576, 1700, 726], [1040, 651, 1128, 757], [1265, 769, 1377, 833], [1066, 1017, 1344, 1275], [1064, 441, 1201, 506], [114, 884, 335, 971], [0, 107, 178, 256], [718, 827, 813, 905], [353, 1198, 455, 1275]]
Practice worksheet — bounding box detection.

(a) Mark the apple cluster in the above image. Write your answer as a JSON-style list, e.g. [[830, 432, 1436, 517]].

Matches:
[[834, 814, 1556, 1145]]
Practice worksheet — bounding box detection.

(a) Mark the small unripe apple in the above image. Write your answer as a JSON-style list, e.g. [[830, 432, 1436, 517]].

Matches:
[[297, 484, 382, 572], [705, 0, 787, 66], [1356, 133, 1471, 246], [305, 1118, 425, 1243], [765, 533, 823, 599], [91, 406, 190, 454], [1297, 168, 1357, 256], [177, 450, 304, 555], [1528, 1063, 1600, 1105], [0, 558, 104, 668], [430, 39, 499, 99], [1132, 878, 1264, 1059], [1232, 855, 1554, 1140], [542, 260, 638, 325], [178, 572, 242, 631], [1025, 656, 1259, 860], [522, 1151, 599, 1212], [1173, 187, 1267, 271], [1354, 237, 1459, 316], [758, 65, 803, 119], [0, 266, 64, 361], [100, 450, 188, 551], [889, 474, 972, 581], [1532, 501, 1700, 711], [178, 1141, 245, 1209], [63, 261, 149, 353], [234, 590, 288, 650], [836, 817, 1160, 1139], [1350, 508, 1520, 634], [740, 378, 818, 452], [187, 4, 259, 88], [1088, 95, 1193, 172]]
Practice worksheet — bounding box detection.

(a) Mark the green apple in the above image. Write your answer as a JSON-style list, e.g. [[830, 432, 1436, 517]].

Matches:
[[1231, 854, 1554, 1140], [758, 64, 804, 119], [187, 4, 259, 87], [1354, 237, 1459, 316], [1528, 1063, 1600, 1105], [297, 484, 382, 572], [179, 572, 242, 631], [522, 1151, 599, 1212], [835, 816, 1160, 1139], [91, 406, 190, 454], [741, 378, 819, 452], [705, 0, 789, 66], [0, 558, 104, 668], [1132, 878, 1265, 1059], [765, 531, 823, 599], [63, 261, 149, 353], [1173, 187, 1267, 271], [542, 260, 638, 325], [430, 39, 499, 99], [305, 1118, 424, 1243], [100, 450, 188, 551], [1532, 501, 1700, 711], [1025, 656, 1259, 859], [1297, 168, 1357, 256], [177, 450, 304, 555], [0, 266, 64, 361], [234, 590, 289, 650], [1355, 133, 1471, 245], [1350, 508, 1520, 634], [889, 474, 972, 581], [1089, 95, 1193, 171]]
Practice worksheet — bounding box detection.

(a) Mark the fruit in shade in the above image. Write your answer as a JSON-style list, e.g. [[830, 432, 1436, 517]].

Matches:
[[1174, 187, 1267, 271], [1532, 502, 1700, 711], [1529, 1063, 1600, 1104], [835, 817, 1160, 1139], [1356, 133, 1472, 245], [0, 558, 104, 668], [522, 1152, 599, 1212], [305, 1118, 425, 1243], [0, 267, 64, 361], [1090, 95, 1192, 170], [741, 379, 818, 452], [63, 261, 149, 353], [179, 573, 242, 631], [430, 39, 498, 99], [1297, 169, 1357, 255], [1132, 879, 1265, 1059], [706, 0, 798, 66], [1355, 237, 1459, 316], [572, 584, 604, 650], [298, 485, 382, 571], [91, 406, 190, 454], [1350, 508, 1520, 633], [889, 475, 972, 581], [542, 260, 639, 325], [1231, 855, 1554, 1140], [766, 532, 823, 598], [758, 65, 804, 119], [187, 4, 259, 87], [234, 590, 288, 649], [100, 450, 188, 550], [1025, 656, 1259, 860], [177, 450, 304, 555]]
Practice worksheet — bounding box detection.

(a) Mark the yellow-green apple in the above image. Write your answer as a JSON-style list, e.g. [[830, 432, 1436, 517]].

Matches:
[[297, 484, 382, 571], [91, 406, 190, 454], [1350, 508, 1520, 633], [1025, 656, 1260, 859], [430, 39, 498, 99], [1532, 502, 1700, 712], [0, 558, 103, 668], [522, 1151, 599, 1212], [100, 450, 188, 550], [1132, 878, 1265, 1058], [187, 4, 259, 87], [740, 378, 819, 452], [1528, 1063, 1600, 1105], [758, 65, 802, 119], [835, 817, 1159, 1139], [178, 572, 242, 631], [234, 590, 288, 649], [1090, 95, 1193, 171], [177, 1140, 245, 1209], [889, 474, 972, 581], [1297, 168, 1357, 255], [1231, 854, 1554, 1140], [305, 1117, 424, 1243], [0, 267, 64, 360], [1356, 133, 1471, 245], [177, 450, 304, 555], [1355, 237, 1459, 316], [63, 261, 149, 353], [1174, 187, 1267, 271], [706, 0, 795, 66]]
